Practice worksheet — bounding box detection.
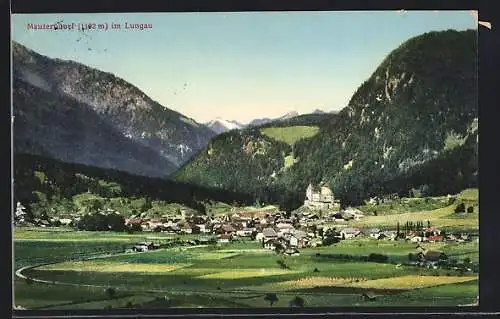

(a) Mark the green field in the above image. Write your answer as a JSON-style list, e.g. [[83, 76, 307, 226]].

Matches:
[[350, 201, 478, 232], [14, 227, 478, 309], [260, 126, 320, 146]]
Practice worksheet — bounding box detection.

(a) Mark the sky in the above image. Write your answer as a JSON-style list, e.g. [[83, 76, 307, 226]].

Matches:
[[11, 11, 476, 124]]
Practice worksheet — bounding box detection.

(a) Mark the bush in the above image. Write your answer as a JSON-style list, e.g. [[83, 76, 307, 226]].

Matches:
[[367, 253, 388, 263], [467, 206, 474, 213], [313, 268, 320, 273], [454, 203, 466, 214], [277, 260, 289, 269], [105, 287, 116, 299]]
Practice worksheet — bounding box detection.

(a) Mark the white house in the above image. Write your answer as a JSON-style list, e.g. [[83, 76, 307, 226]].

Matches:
[[340, 228, 361, 239], [59, 218, 73, 226], [236, 228, 253, 237], [255, 232, 264, 242]]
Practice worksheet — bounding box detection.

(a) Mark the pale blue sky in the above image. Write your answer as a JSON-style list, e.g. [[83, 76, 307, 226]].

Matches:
[[11, 11, 476, 123]]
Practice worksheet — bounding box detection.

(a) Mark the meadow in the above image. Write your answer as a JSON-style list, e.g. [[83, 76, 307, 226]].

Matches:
[[350, 189, 479, 232], [13, 189, 478, 309], [14, 228, 478, 309], [260, 126, 320, 146]]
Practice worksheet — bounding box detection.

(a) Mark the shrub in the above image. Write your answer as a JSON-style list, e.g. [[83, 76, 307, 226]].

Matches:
[[313, 268, 320, 273], [368, 253, 388, 263], [105, 287, 116, 299], [467, 206, 474, 213], [455, 203, 466, 214], [289, 296, 305, 307]]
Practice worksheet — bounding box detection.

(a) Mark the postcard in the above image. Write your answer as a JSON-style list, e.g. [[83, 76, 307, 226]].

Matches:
[[11, 10, 479, 310]]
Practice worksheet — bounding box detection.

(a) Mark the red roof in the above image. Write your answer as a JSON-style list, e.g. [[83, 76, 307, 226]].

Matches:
[[429, 235, 443, 241], [126, 219, 142, 225]]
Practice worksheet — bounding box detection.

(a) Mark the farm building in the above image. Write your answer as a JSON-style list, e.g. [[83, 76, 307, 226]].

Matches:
[[262, 227, 278, 240], [340, 227, 361, 239], [133, 242, 155, 252], [218, 234, 232, 243]]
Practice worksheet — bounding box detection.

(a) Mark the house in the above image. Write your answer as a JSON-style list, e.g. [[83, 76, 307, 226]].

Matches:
[[424, 227, 441, 237], [366, 228, 381, 239], [289, 230, 309, 248], [416, 250, 448, 268], [428, 235, 443, 242], [180, 226, 193, 234], [276, 223, 294, 230], [236, 228, 254, 237], [59, 218, 73, 226], [344, 207, 365, 220], [196, 224, 209, 233], [331, 212, 344, 221], [218, 234, 232, 243], [264, 238, 280, 250], [255, 232, 265, 242], [340, 228, 361, 239], [133, 241, 154, 252], [304, 183, 341, 209], [262, 227, 278, 240], [410, 236, 424, 243], [39, 219, 50, 227], [284, 248, 300, 256], [218, 224, 237, 235]]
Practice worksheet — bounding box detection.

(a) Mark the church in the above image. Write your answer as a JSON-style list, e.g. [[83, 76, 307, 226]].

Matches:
[[304, 183, 341, 210]]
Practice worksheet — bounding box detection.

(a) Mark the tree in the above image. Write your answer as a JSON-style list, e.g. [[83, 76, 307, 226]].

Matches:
[[264, 293, 279, 306], [455, 203, 466, 214], [250, 230, 258, 240], [318, 227, 324, 238], [289, 296, 305, 307], [105, 287, 116, 299], [107, 213, 126, 232], [396, 222, 400, 238], [323, 228, 341, 246], [427, 220, 431, 228]]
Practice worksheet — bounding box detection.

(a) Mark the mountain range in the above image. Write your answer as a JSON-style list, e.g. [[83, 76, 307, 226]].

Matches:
[[12, 41, 216, 178], [12, 29, 478, 210], [205, 110, 336, 135], [175, 29, 478, 206]]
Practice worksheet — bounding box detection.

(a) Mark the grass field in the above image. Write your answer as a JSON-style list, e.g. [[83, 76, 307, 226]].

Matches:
[[350, 204, 478, 230], [13, 188, 479, 310], [260, 126, 320, 146]]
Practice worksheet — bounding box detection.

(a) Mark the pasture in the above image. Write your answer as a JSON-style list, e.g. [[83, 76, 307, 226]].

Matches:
[[14, 228, 478, 309], [260, 126, 320, 146]]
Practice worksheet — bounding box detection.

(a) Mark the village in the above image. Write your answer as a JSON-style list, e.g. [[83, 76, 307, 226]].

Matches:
[[14, 183, 477, 270]]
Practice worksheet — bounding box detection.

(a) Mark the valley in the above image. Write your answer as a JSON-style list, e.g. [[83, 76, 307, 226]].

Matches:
[[13, 187, 479, 309], [11, 22, 478, 310]]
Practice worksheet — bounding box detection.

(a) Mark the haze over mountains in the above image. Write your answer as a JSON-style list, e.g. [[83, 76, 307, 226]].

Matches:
[[205, 110, 339, 134]]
